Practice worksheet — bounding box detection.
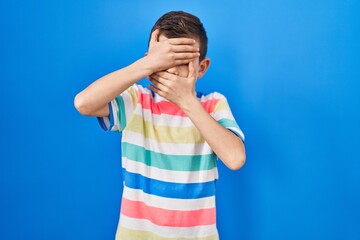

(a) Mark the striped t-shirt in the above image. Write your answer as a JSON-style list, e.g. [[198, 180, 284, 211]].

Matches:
[[98, 84, 244, 240]]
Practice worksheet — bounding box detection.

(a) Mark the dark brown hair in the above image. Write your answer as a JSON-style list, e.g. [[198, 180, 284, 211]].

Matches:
[[149, 11, 208, 61]]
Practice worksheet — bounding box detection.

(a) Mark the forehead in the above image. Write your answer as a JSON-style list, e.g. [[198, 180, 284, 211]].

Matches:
[[158, 34, 200, 48]]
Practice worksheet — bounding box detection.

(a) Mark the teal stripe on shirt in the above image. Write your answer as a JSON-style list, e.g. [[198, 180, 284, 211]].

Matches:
[[122, 142, 217, 171], [217, 118, 241, 130], [217, 118, 244, 141], [115, 96, 127, 131]]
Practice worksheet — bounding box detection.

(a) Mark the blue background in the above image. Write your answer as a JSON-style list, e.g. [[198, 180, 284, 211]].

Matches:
[[1, 0, 359, 239]]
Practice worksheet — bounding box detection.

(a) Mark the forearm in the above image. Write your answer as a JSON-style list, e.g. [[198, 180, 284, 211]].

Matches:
[[75, 32, 199, 116], [180, 97, 246, 170], [74, 57, 152, 116]]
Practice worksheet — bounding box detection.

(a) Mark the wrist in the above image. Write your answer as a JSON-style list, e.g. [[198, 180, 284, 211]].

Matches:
[[139, 56, 156, 76], [178, 95, 199, 113]]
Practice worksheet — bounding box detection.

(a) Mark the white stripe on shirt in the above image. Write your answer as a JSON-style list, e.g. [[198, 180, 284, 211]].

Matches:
[[122, 131, 214, 156], [123, 157, 219, 184], [122, 186, 216, 211]]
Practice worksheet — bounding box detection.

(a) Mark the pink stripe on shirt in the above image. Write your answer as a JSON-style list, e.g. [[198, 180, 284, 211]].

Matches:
[[138, 92, 220, 116], [121, 197, 216, 227]]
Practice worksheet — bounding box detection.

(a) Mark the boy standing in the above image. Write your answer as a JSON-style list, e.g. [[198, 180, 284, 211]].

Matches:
[[75, 11, 245, 240]]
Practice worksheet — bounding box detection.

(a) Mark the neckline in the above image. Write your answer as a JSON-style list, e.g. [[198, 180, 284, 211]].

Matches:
[[151, 90, 204, 102]]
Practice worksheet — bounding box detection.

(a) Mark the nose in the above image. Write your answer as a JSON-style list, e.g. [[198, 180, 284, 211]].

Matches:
[[166, 66, 178, 75]]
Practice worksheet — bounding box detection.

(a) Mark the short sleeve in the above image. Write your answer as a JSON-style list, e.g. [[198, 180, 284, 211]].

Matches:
[[212, 94, 245, 142], [97, 84, 139, 132]]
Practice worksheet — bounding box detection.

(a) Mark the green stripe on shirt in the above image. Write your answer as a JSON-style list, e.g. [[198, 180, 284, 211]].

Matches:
[[122, 142, 217, 171], [116, 96, 127, 131], [217, 118, 240, 130]]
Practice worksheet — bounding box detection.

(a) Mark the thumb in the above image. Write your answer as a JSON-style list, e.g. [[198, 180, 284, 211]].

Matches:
[[188, 61, 196, 81], [150, 29, 160, 45]]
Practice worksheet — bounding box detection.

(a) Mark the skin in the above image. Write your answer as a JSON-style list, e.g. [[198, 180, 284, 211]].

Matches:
[[74, 29, 246, 170]]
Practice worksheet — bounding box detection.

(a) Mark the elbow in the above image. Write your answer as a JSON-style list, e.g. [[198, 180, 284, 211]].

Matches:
[[221, 138, 246, 170], [74, 93, 92, 116], [226, 142, 246, 170], [227, 153, 246, 171]]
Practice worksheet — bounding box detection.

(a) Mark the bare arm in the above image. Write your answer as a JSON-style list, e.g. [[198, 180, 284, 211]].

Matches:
[[74, 29, 200, 117], [74, 58, 152, 117], [180, 97, 246, 170], [149, 62, 246, 170]]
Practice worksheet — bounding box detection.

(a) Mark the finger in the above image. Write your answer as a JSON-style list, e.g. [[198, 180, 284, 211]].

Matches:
[[168, 38, 196, 45], [150, 73, 168, 86], [150, 78, 169, 93], [153, 71, 178, 81], [150, 84, 162, 95], [150, 29, 160, 44], [174, 52, 200, 60], [171, 45, 199, 53], [173, 59, 193, 66], [150, 84, 169, 100]]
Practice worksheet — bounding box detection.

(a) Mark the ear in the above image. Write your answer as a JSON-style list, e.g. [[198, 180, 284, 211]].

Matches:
[[197, 58, 211, 79]]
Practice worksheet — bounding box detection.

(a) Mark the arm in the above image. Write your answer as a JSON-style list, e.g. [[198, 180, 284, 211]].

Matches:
[[149, 62, 246, 170], [180, 98, 246, 170], [74, 58, 152, 117], [74, 29, 200, 117]]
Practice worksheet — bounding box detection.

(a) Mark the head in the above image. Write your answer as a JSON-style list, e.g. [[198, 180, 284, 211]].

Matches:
[[149, 11, 210, 79], [150, 11, 208, 61]]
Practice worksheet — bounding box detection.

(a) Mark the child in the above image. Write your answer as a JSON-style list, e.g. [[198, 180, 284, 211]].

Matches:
[[75, 10, 246, 240]]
